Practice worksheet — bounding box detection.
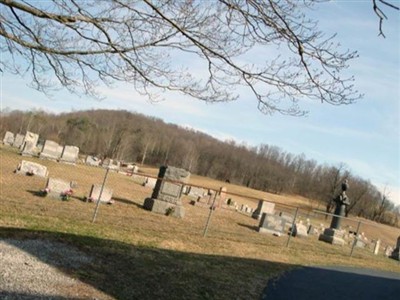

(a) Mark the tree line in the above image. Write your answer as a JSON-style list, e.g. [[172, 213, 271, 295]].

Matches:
[[1, 108, 398, 227]]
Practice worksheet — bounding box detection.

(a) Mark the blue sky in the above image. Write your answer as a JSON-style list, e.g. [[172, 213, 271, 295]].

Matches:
[[1, 1, 399, 205]]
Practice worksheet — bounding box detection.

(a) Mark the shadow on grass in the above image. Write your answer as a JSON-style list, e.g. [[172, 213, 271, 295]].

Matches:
[[112, 196, 143, 208], [0, 227, 290, 300], [237, 222, 258, 232], [26, 190, 84, 203], [26, 190, 47, 198]]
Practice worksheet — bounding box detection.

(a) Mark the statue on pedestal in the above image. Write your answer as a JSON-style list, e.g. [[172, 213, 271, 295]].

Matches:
[[330, 180, 351, 229], [319, 180, 351, 245]]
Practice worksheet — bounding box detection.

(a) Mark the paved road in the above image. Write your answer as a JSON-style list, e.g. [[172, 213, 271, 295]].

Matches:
[[262, 266, 400, 300]]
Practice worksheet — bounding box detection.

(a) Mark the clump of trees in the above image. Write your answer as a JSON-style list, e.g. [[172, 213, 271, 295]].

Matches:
[[1, 108, 398, 226]]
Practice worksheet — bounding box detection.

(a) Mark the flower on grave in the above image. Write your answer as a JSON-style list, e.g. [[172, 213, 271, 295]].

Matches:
[[41, 187, 51, 196], [61, 189, 73, 201], [26, 168, 35, 176]]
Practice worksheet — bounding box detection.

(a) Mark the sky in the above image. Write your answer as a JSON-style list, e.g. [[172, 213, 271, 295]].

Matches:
[[1, 1, 399, 205]]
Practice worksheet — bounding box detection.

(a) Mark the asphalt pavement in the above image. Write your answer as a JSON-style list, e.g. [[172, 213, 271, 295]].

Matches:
[[262, 265, 400, 300]]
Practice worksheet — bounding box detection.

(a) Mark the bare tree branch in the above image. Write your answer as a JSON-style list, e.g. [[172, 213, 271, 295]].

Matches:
[[0, 0, 393, 115], [373, 0, 399, 38]]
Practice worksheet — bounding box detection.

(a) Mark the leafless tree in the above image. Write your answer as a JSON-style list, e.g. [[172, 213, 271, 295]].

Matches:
[[0, 0, 376, 116]]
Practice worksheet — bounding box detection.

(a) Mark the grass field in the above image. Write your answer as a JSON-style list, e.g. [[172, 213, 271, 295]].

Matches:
[[0, 145, 399, 299]]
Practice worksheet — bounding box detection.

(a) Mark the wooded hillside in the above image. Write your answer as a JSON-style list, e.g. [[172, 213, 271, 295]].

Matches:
[[1, 109, 398, 226]]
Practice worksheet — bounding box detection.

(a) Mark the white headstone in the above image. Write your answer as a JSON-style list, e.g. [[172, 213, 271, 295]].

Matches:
[[60, 145, 79, 164], [293, 223, 309, 238], [86, 155, 101, 166], [144, 177, 157, 189], [3, 131, 14, 145], [252, 200, 276, 220], [188, 186, 206, 198], [21, 131, 39, 156], [45, 178, 72, 200], [40, 140, 63, 160], [89, 184, 113, 203], [102, 158, 120, 170], [13, 133, 25, 148], [15, 160, 48, 178], [373, 239, 381, 255]]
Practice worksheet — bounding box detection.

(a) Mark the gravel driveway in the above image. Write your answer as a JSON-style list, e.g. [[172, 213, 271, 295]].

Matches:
[[0, 238, 112, 299]]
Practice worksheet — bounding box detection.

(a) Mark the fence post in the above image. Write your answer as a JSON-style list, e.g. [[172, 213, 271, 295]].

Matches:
[[286, 207, 299, 248], [350, 220, 361, 256], [92, 168, 110, 223], [203, 192, 218, 237]]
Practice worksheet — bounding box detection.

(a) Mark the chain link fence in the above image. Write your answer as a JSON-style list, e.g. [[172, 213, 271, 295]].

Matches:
[[1, 143, 399, 262]]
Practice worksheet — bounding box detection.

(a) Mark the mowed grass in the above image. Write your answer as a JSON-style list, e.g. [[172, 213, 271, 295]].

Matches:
[[0, 145, 399, 299]]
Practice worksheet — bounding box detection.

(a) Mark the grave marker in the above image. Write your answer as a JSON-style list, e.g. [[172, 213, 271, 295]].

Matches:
[[373, 239, 381, 255], [3, 131, 14, 145], [390, 236, 400, 261], [88, 184, 113, 203], [15, 160, 48, 178], [292, 222, 309, 238], [258, 213, 287, 236], [60, 145, 79, 164], [85, 155, 101, 166], [143, 166, 190, 218], [252, 200, 275, 220], [45, 177, 73, 200], [13, 133, 25, 148], [40, 140, 63, 161]]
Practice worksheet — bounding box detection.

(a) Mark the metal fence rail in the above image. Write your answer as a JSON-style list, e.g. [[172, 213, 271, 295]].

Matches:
[[1, 144, 399, 262]]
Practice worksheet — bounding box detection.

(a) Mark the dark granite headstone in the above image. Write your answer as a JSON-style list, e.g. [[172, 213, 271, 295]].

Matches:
[[143, 166, 190, 218]]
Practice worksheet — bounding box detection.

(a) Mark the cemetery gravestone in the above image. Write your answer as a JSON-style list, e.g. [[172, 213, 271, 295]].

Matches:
[[307, 225, 318, 235], [21, 132, 39, 156], [21, 131, 39, 149], [182, 185, 190, 195], [279, 212, 294, 224], [390, 236, 400, 261], [3, 131, 14, 145], [319, 181, 350, 246], [13, 133, 25, 148], [143, 166, 190, 218], [252, 200, 275, 220], [21, 141, 36, 156], [143, 177, 157, 189], [15, 160, 48, 178], [373, 239, 381, 255], [85, 155, 101, 166], [60, 145, 79, 164], [88, 184, 113, 203], [292, 222, 309, 238], [40, 140, 63, 161], [258, 213, 287, 236], [218, 186, 227, 207], [187, 186, 206, 198], [102, 158, 120, 171], [45, 178, 73, 200], [384, 246, 394, 257]]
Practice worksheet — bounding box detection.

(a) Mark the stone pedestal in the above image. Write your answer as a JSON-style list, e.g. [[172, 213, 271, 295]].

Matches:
[[319, 228, 346, 245], [143, 198, 185, 218], [330, 203, 346, 229]]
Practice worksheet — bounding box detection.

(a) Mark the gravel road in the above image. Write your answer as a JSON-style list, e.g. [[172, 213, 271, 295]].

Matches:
[[0, 238, 112, 299]]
